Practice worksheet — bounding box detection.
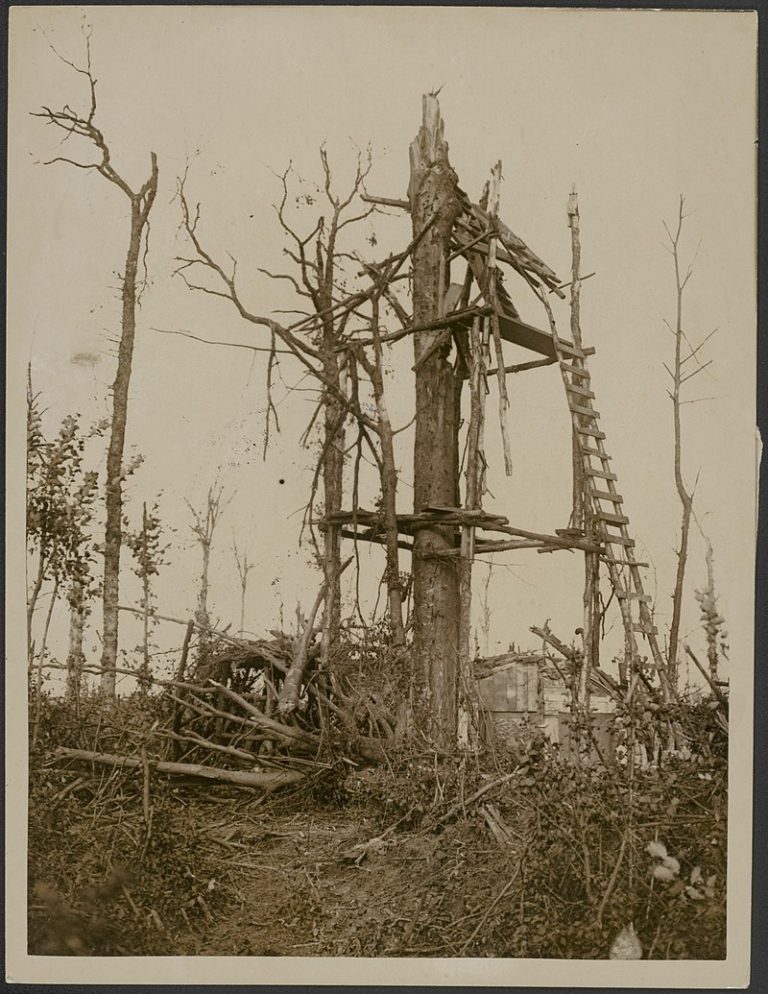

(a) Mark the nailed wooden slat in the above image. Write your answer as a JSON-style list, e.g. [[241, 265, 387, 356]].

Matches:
[[560, 362, 591, 376], [577, 425, 606, 439], [581, 444, 606, 456], [585, 468, 617, 480], [601, 556, 649, 567], [597, 511, 630, 525], [590, 489, 623, 503], [570, 403, 600, 418], [566, 383, 595, 399], [601, 534, 635, 546], [617, 591, 653, 603]]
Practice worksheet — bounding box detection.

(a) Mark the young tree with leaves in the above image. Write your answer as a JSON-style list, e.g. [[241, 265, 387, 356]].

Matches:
[[27, 382, 101, 725], [124, 501, 169, 690]]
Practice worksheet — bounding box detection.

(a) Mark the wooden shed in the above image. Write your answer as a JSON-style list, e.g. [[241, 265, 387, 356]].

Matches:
[[474, 651, 616, 761]]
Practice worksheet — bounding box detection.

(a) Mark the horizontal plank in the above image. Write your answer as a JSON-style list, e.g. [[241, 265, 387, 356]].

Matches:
[[601, 535, 635, 546], [581, 445, 608, 457], [577, 425, 606, 439], [590, 489, 623, 503], [617, 591, 653, 603], [559, 362, 591, 376], [339, 528, 415, 552], [491, 308, 597, 361], [585, 468, 618, 480], [566, 383, 596, 399], [596, 512, 630, 525], [570, 403, 600, 419], [601, 556, 649, 567], [496, 311, 563, 359]]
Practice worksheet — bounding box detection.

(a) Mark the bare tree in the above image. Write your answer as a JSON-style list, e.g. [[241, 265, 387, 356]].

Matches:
[[232, 538, 255, 636], [174, 157, 418, 658], [33, 34, 159, 695], [187, 484, 227, 662], [662, 197, 715, 691]]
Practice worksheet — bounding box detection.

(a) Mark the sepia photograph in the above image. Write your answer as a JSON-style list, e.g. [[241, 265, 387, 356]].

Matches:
[[6, 5, 757, 986]]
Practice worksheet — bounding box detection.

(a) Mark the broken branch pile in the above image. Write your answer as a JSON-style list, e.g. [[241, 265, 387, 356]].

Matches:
[[56, 621, 398, 791]]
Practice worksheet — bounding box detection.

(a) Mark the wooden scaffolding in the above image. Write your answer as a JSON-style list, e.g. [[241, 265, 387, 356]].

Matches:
[[319, 146, 673, 708]]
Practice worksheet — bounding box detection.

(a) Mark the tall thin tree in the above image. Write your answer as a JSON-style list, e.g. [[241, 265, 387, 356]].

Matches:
[[662, 197, 715, 691], [34, 35, 159, 695]]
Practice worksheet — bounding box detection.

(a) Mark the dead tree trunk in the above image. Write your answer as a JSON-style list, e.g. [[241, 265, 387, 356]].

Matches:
[[101, 166, 159, 696], [233, 540, 254, 636], [408, 94, 463, 748], [320, 346, 344, 664]]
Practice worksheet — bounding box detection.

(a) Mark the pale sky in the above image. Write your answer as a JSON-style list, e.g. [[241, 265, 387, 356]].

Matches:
[[9, 6, 757, 689]]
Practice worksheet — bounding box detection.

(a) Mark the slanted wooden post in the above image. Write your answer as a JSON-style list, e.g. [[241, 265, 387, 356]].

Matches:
[[486, 162, 514, 478], [408, 94, 463, 748], [458, 315, 487, 745]]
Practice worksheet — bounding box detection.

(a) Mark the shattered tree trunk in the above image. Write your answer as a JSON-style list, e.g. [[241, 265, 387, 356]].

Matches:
[[101, 158, 159, 695], [408, 95, 463, 748]]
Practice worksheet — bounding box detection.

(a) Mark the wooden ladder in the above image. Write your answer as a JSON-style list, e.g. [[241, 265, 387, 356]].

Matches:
[[554, 348, 670, 698]]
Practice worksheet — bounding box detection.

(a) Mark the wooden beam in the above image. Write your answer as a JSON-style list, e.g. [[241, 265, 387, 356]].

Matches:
[[339, 527, 414, 552], [487, 356, 557, 377]]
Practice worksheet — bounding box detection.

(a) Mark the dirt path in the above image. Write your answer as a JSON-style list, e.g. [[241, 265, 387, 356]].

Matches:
[[188, 792, 522, 958]]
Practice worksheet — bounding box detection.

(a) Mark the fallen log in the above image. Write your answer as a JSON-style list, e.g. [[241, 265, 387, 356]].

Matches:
[[55, 748, 305, 790]]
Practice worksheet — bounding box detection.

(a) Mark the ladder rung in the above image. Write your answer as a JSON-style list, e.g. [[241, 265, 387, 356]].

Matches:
[[581, 445, 607, 457], [560, 362, 590, 376], [597, 512, 630, 525], [602, 535, 635, 546], [570, 404, 600, 419], [591, 489, 623, 502], [633, 623, 658, 635], [601, 556, 649, 567], [585, 468, 617, 480], [577, 425, 606, 439], [567, 383, 595, 399], [616, 590, 652, 602], [561, 344, 596, 360]]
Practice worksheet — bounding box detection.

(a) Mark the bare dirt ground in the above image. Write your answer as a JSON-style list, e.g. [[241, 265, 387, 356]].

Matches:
[[194, 798, 523, 958], [28, 696, 728, 960]]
